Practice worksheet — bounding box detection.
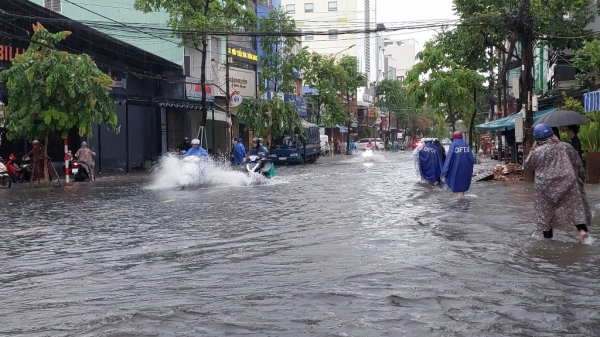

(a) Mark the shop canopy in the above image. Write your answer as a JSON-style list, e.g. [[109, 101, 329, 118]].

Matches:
[[474, 108, 558, 132]]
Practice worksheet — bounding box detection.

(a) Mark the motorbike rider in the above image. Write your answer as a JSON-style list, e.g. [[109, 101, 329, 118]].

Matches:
[[184, 138, 209, 158], [247, 138, 268, 156], [75, 141, 96, 180], [177, 137, 191, 153]]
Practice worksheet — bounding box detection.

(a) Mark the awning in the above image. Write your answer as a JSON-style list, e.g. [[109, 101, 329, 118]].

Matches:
[[475, 108, 558, 131]]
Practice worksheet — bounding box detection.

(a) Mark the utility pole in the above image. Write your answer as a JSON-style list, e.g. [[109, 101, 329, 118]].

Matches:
[[518, 0, 535, 182]]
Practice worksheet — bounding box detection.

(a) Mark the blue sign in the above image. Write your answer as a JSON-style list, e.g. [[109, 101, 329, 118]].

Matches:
[[284, 94, 308, 117]]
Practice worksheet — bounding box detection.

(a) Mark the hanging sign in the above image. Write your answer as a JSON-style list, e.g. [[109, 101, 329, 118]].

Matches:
[[230, 91, 243, 107]]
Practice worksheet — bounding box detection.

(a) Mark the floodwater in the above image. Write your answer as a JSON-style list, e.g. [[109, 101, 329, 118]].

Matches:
[[1, 151, 600, 336]]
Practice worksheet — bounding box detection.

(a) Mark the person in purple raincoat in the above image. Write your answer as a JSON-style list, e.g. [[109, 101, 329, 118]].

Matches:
[[524, 123, 592, 241]]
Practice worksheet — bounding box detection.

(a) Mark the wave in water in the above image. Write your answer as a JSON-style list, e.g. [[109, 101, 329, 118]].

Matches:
[[146, 154, 274, 190]]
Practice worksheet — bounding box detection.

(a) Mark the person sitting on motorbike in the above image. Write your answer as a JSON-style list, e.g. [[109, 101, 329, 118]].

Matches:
[[366, 140, 375, 150], [75, 141, 96, 180], [247, 138, 268, 157], [177, 137, 191, 153], [184, 138, 209, 158]]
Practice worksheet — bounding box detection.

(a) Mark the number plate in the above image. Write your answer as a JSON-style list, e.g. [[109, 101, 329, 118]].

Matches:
[[72, 169, 78, 174], [279, 157, 287, 160]]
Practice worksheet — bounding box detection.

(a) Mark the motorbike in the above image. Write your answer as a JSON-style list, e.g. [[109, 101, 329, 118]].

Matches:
[[0, 160, 12, 188], [5, 154, 32, 183], [245, 154, 273, 178], [64, 152, 93, 182], [361, 148, 374, 161]]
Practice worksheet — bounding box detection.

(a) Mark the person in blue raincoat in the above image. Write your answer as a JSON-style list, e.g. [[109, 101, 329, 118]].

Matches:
[[418, 138, 444, 185], [441, 131, 474, 198], [184, 138, 209, 158], [232, 138, 246, 166]]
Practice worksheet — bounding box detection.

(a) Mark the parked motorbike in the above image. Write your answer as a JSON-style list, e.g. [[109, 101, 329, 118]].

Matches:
[[5, 154, 32, 183], [0, 160, 12, 188], [245, 154, 272, 178]]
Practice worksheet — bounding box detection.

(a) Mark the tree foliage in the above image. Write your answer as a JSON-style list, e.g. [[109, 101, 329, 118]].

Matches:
[[405, 42, 485, 132], [134, 0, 256, 127], [303, 53, 346, 126], [0, 23, 118, 141], [258, 9, 309, 94], [573, 39, 600, 90], [236, 98, 303, 139]]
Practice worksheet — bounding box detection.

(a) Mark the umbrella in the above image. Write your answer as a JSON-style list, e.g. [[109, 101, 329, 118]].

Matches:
[[533, 110, 590, 127]]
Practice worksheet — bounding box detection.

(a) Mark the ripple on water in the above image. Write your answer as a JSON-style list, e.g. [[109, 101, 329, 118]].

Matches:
[[1, 152, 600, 336]]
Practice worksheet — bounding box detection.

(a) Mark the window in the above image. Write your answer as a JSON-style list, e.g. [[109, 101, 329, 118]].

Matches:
[[44, 0, 61, 13], [398, 76, 405, 82], [305, 31, 314, 41], [305, 3, 314, 12], [286, 4, 295, 13], [328, 1, 337, 11], [329, 29, 338, 40]]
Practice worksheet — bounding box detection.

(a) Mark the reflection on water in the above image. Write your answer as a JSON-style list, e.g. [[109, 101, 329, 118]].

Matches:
[[1, 153, 600, 336]]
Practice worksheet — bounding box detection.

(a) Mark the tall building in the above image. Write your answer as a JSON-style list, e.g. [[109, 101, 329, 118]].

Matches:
[[380, 38, 417, 82], [279, 0, 371, 76]]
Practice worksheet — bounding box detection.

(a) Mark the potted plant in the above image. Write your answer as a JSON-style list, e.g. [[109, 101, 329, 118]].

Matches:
[[579, 110, 600, 183]]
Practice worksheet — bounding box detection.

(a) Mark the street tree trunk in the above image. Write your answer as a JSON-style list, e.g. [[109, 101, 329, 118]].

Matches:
[[200, 38, 208, 127]]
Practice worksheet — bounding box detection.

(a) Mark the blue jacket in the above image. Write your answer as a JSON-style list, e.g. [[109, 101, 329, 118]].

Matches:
[[441, 138, 474, 193], [233, 142, 246, 164], [418, 140, 444, 185], [350, 141, 357, 150], [185, 146, 208, 158]]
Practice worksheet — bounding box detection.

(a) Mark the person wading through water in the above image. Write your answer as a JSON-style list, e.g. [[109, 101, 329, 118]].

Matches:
[[524, 123, 592, 241]]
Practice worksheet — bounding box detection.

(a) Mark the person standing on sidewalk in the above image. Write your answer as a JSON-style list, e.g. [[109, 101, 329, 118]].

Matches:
[[524, 123, 592, 241]]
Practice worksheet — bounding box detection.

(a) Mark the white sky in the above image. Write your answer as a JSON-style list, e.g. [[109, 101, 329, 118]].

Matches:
[[375, 0, 456, 52]]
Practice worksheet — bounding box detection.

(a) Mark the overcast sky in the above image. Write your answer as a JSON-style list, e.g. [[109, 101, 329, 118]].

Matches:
[[375, 0, 456, 52]]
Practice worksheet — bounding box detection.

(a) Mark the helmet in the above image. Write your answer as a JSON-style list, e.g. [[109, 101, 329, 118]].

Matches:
[[452, 131, 463, 139], [184, 137, 189, 141], [533, 123, 553, 141], [81, 141, 87, 147], [32, 140, 39, 145], [191, 138, 200, 145]]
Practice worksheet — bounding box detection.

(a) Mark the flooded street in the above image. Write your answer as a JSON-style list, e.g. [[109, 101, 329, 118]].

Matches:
[[2, 151, 600, 336]]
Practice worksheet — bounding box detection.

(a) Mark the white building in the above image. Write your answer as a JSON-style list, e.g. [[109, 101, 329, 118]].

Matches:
[[380, 38, 417, 82], [280, 0, 373, 78]]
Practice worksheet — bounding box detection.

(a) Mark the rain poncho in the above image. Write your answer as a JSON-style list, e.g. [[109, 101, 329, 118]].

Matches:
[[263, 146, 274, 178], [441, 138, 474, 193], [75, 147, 96, 179], [413, 142, 424, 176], [233, 142, 246, 165], [418, 140, 444, 185], [185, 146, 209, 158], [524, 136, 591, 231]]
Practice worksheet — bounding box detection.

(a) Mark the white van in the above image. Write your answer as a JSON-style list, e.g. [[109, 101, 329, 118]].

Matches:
[[320, 135, 330, 156]]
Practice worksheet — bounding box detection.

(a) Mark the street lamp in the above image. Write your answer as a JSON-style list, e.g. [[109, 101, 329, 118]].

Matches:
[[333, 44, 356, 59]]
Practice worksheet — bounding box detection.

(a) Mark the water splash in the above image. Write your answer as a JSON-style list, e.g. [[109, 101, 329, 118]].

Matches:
[[343, 151, 388, 164], [146, 154, 272, 190]]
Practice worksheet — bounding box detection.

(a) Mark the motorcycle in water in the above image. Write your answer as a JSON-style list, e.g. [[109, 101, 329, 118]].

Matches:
[[361, 148, 374, 161], [5, 154, 32, 183], [0, 160, 12, 188], [65, 152, 93, 182], [245, 154, 273, 178]]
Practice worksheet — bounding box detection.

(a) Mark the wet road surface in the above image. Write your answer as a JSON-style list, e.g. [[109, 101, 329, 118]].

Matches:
[[2, 151, 600, 336]]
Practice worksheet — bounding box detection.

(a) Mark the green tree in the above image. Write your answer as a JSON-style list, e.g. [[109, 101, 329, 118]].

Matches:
[[375, 79, 407, 140], [134, 0, 256, 127], [236, 97, 303, 139], [258, 9, 309, 94], [303, 53, 346, 127], [337, 55, 367, 152], [0, 23, 118, 181], [573, 39, 600, 90], [405, 42, 485, 132]]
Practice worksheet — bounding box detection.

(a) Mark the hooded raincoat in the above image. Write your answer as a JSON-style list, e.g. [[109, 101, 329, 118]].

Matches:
[[233, 142, 246, 165], [418, 140, 444, 185], [441, 138, 474, 193], [524, 136, 591, 231]]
